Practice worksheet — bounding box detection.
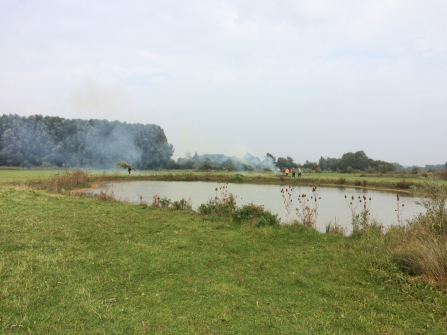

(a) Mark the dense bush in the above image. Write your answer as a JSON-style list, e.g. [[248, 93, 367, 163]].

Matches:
[[232, 203, 279, 226], [395, 180, 415, 189], [436, 169, 447, 181]]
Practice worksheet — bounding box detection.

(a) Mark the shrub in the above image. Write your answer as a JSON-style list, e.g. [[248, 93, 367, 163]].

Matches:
[[232, 203, 265, 221], [230, 175, 244, 183], [186, 173, 196, 181], [172, 198, 192, 211], [198, 161, 213, 171], [159, 197, 171, 208], [255, 212, 280, 227], [395, 180, 414, 189], [354, 180, 361, 186], [366, 167, 376, 174], [46, 169, 89, 192], [337, 178, 346, 185], [411, 166, 421, 174], [362, 180, 368, 186], [96, 188, 117, 202], [436, 169, 447, 181], [346, 166, 354, 174], [197, 196, 236, 218], [233, 203, 280, 226]]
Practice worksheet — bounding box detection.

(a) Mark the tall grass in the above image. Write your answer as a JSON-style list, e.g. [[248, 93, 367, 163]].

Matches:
[[46, 169, 90, 192], [368, 177, 447, 288]]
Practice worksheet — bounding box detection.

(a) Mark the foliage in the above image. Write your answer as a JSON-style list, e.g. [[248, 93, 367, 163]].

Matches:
[[411, 166, 421, 174], [411, 177, 447, 232], [395, 180, 414, 189], [436, 169, 447, 181], [229, 175, 244, 183], [0, 114, 174, 168], [345, 195, 377, 237], [232, 203, 280, 226]]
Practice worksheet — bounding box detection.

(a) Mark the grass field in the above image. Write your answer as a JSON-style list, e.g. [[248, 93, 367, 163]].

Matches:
[[0, 169, 437, 192], [1, 171, 447, 333]]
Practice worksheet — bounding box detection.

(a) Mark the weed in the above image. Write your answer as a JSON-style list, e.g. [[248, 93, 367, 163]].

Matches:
[[345, 195, 375, 236], [230, 175, 244, 183], [46, 169, 90, 192], [326, 216, 346, 236], [232, 203, 280, 226], [281, 186, 293, 223], [139, 195, 148, 208], [295, 185, 321, 228], [172, 198, 192, 211], [96, 188, 117, 202], [395, 180, 414, 189], [436, 169, 447, 181], [337, 177, 346, 185], [159, 197, 172, 208], [152, 194, 161, 207], [395, 194, 404, 225]]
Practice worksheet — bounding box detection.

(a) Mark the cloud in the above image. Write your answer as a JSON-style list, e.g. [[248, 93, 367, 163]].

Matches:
[[0, 0, 446, 166]]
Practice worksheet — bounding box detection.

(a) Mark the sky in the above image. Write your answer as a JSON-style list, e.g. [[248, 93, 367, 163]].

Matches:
[[0, 0, 446, 166]]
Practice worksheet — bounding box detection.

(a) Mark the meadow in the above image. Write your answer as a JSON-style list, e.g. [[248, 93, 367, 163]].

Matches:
[[1, 170, 446, 333], [0, 168, 438, 192]]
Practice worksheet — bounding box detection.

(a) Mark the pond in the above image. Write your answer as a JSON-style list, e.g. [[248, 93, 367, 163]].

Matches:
[[88, 181, 422, 233]]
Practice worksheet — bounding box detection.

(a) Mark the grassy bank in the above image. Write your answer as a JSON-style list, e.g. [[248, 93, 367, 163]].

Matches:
[[1, 183, 447, 334], [1, 169, 440, 192]]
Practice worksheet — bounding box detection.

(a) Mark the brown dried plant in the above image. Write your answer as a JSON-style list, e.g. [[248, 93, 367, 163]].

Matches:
[[151, 194, 161, 207], [281, 186, 293, 223], [395, 194, 405, 225], [96, 188, 117, 202], [295, 184, 321, 228], [214, 178, 236, 205], [47, 169, 89, 193]]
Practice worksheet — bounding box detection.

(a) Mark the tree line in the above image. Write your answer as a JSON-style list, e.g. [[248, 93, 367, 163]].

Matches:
[[0, 114, 174, 169], [269, 151, 397, 173]]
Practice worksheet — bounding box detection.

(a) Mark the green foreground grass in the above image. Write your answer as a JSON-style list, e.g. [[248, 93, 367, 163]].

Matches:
[[1, 185, 447, 334]]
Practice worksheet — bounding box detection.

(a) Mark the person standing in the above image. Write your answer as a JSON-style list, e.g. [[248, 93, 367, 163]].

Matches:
[[292, 168, 296, 177], [285, 168, 289, 176], [298, 167, 302, 178]]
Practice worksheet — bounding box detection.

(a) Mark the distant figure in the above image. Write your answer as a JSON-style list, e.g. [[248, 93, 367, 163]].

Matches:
[[128, 167, 132, 175], [292, 168, 296, 177], [285, 168, 289, 176], [298, 168, 302, 178]]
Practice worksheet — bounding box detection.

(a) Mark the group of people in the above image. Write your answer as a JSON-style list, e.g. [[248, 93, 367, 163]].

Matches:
[[285, 167, 301, 177]]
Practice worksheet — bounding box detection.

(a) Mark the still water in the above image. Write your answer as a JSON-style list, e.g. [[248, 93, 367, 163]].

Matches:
[[89, 181, 422, 233]]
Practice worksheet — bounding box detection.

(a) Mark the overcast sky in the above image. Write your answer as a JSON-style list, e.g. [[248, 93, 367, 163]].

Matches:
[[1, 1, 446, 166]]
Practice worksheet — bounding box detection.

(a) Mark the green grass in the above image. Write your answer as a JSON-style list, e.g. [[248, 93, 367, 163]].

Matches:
[[0, 169, 437, 192], [1, 185, 447, 333]]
